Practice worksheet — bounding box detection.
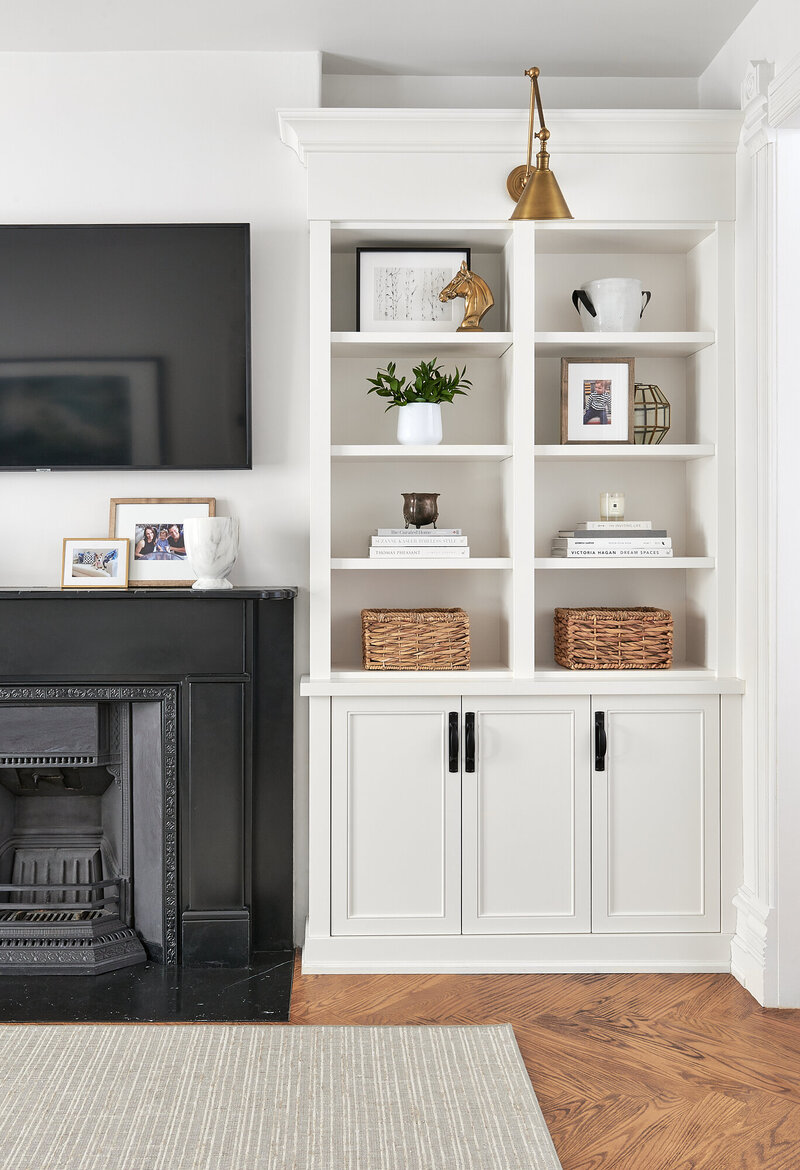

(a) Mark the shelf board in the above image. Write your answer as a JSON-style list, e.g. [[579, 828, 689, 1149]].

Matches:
[[534, 444, 715, 461], [534, 331, 715, 357], [328, 665, 512, 680], [331, 331, 513, 357], [332, 557, 512, 570], [535, 557, 715, 569], [301, 668, 746, 697], [331, 444, 512, 462]]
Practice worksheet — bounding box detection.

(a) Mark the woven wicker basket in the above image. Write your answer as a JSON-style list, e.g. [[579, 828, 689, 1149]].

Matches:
[[361, 608, 470, 671], [554, 607, 673, 670]]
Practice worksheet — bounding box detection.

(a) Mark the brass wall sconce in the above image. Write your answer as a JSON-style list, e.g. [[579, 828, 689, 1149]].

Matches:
[[507, 67, 572, 221]]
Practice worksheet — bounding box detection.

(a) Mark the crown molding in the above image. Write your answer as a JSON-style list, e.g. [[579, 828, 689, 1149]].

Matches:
[[278, 108, 743, 166]]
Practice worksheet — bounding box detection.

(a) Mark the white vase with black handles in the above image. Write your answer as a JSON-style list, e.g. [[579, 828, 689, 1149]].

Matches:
[[396, 403, 443, 445], [184, 517, 239, 590], [572, 278, 652, 332]]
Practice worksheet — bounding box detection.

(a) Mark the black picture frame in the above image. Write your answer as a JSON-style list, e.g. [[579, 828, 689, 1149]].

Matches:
[[356, 247, 471, 332]]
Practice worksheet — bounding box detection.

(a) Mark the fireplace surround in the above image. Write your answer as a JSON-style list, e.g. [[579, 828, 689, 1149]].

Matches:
[[0, 588, 295, 972]]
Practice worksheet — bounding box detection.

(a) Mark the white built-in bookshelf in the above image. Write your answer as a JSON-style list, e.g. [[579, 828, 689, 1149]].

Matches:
[[284, 107, 745, 974], [310, 218, 735, 682]]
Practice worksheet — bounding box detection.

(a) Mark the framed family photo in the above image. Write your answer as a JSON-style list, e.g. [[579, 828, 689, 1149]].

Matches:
[[109, 497, 215, 586], [560, 358, 635, 444], [61, 538, 129, 589], [357, 247, 471, 332]]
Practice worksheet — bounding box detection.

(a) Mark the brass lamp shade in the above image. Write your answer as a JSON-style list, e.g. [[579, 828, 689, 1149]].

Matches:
[[510, 162, 572, 221], [508, 67, 572, 221]]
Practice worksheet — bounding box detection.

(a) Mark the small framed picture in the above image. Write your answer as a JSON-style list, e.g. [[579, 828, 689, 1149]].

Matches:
[[357, 247, 471, 332], [108, 497, 215, 587], [62, 539, 129, 589], [560, 358, 635, 444]]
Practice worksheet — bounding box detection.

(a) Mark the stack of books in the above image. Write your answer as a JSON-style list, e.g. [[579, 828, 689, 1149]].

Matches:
[[369, 528, 470, 559], [551, 519, 673, 559]]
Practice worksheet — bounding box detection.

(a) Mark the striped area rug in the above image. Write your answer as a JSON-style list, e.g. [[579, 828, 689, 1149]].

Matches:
[[0, 1023, 562, 1169]]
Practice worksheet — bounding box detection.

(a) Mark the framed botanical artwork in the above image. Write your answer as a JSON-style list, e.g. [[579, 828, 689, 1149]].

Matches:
[[357, 247, 471, 332], [560, 358, 635, 444], [108, 497, 215, 586], [61, 538, 129, 589]]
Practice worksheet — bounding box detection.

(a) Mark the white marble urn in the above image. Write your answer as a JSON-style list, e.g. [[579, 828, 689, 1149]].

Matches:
[[184, 517, 239, 590]]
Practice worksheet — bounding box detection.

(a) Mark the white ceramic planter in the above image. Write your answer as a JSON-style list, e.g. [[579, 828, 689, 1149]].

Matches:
[[572, 278, 651, 332], [396, 403, 443, 445], [184, 517, 239, 590]]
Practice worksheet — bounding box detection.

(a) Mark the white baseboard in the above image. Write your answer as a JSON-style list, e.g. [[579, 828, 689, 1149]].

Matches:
[[302, 922, 732, 974], [731, 885, 774, 1005]]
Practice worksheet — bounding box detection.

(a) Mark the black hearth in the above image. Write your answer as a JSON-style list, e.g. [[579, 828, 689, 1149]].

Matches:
[[0, 589, 295, 985]]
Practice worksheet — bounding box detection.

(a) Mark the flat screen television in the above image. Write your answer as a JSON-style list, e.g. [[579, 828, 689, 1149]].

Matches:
[[0, 224, 251, 470]]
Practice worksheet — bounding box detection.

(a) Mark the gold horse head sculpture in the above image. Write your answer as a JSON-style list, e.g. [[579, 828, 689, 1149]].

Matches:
[[439, 261, 494, 332]]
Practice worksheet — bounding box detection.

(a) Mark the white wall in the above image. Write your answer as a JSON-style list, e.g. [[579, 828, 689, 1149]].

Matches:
[[322, 74, 699, 109], [0, 50, 320, 942], [699, 0, 800, 106]]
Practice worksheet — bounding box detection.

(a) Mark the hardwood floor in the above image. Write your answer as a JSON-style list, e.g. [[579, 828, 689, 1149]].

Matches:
[[290, 955, 800, 1169]]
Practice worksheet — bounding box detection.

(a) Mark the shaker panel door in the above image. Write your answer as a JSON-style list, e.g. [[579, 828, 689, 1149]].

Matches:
[[462, 696, 591, 933], [331, 696, 461, 935], [592, 695, 720, 933]]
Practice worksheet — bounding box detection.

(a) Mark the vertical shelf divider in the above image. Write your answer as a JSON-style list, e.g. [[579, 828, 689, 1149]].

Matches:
[[511, 223, 536, 677], [309, 220, 332, 679]]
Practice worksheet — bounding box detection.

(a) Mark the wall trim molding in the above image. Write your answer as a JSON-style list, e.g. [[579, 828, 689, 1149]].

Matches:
[[278, 108, 744, 166], [731, 886, 775, 1004], [768, 51, 800, 128]]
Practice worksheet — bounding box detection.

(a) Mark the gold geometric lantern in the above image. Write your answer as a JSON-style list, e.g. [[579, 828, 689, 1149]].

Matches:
[[633, 383, 671, 444]]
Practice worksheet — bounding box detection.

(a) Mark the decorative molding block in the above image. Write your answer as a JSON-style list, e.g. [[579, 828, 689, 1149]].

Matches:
[[278, 108, 744, 165], [768, 52, 800, 128], [741, 60, 775, 154]]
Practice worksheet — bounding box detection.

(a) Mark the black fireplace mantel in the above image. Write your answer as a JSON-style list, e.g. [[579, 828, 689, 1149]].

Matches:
[[0, 587, 296, 967]]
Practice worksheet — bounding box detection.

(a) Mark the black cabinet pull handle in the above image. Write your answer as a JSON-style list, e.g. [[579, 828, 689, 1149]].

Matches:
[[595, 711, 607, 771], [464, 712, 475, 773], [448, 712, 459, 773]]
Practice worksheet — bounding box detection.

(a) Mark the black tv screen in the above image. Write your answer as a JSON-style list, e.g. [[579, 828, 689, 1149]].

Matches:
[[0, 224, 251, 470]]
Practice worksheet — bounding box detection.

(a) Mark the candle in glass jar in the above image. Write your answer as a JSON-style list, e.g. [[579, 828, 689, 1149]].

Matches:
[[600, 491, 625, 521]]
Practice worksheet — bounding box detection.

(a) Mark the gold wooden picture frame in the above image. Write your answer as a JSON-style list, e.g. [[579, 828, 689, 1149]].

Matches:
[[61, 538, 130, 589], [108, 497, 215, 587], [560, 357, 635, 444]]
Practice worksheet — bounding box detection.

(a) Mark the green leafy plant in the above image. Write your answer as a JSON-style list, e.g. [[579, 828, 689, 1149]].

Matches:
[[366, 359, 472, 411]]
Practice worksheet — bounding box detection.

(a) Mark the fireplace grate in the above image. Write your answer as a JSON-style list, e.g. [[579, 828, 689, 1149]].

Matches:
[[0, 755, 97, 767], [0, 909, 106, 923]]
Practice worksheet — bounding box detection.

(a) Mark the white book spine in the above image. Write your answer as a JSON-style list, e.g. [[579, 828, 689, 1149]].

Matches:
[[550, 548, 673, 558], [375, 528, 462, 536], [371, 535, 468, 546], [552, 538, 672, 549], [575, 520, 652, 530], [369, 546, 470, 558]]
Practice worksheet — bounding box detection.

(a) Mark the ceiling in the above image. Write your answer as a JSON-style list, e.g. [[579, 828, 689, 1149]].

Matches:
[[0, 0, 758, 77]]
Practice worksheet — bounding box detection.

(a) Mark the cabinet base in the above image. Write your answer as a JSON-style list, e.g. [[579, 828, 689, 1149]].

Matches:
[[302, 923, 732, 974]]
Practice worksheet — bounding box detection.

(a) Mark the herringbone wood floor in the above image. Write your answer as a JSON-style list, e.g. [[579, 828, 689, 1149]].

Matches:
[[290, 954, 800, 1169]]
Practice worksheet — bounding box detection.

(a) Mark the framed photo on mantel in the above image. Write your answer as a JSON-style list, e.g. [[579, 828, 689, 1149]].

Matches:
[[357, 247, 471, 332], [560, 357, 635, 444], [109, 497, 215, 587], [61, 538, 129, 589]]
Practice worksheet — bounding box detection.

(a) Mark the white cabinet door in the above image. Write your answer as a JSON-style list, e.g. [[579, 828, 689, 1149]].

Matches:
[[592, 695, 720, 933], [331, 696, 462, 936], [462, 696, 591, 933]]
